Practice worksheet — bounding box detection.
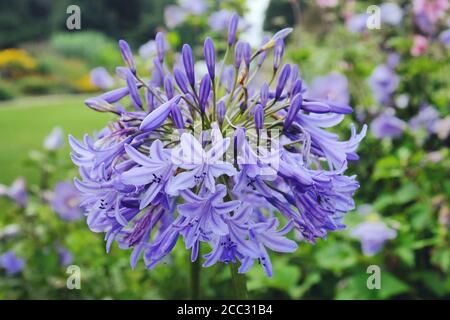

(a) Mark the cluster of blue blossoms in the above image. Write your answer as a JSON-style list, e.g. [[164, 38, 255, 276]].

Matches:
[[70, 14, 366, 277]]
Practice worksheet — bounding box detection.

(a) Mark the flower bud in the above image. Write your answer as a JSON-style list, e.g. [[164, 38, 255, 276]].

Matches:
[[173, 68, 190, 94], [182, 44, 195, 87], [199, 74, 211, 112], [119, 40, 136, 73], [260, 82, 269, 107], [261, 27, 293, 51], [85, 98, 121, 114], [273, 39, 285, 71], [257, 36, 270, 67], [145, 89, 154, 112], [99, 87, 130, 103], [302, 101, 331, 113], [275, 64, 291, 100], [284, 93, 302, 130], [227, 13, 239, 46], [234, 41, 244, 69], [290, 78, 303, 97], [140, 95, 181, 131], [125, 69, 142, 109], [171, 103, 184, 129], [155, 32, 166, 63], [242, 42, 251, 68], [254, 104, 264, 130], [164, 75, 174, 99], [204, 37, 216, 80], [216, 100, 226, 125]]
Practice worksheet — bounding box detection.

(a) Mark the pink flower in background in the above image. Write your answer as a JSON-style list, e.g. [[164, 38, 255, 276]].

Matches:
[[316, 0, 338, 8], [413, 0, 449, 24], [411, 35, 429, 56]]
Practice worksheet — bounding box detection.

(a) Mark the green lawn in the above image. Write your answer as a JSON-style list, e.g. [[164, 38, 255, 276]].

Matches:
[[0, 94, 108, 184]]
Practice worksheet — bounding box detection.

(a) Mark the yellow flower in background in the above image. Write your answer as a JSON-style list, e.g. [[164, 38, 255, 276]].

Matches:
[[0, 48, 37, 70], [74, 74, 98, 93]]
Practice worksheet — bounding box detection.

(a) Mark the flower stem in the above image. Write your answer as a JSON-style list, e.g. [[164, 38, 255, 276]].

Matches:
[[229, 263, 248, 300], [191, 256, 201, 300]]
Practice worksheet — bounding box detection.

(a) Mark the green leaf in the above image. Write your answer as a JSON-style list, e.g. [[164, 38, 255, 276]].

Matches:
[[431, 247, 450, 272], [395, 247, 415, 268], [377, 272, 409, 299], [314, 242, 357, 274], [247, 257, 301, 296], [335, 274, 375, 300], [393, 183, 419, 205], [373, 156, 402, 180], [420, 272, 448, 297]]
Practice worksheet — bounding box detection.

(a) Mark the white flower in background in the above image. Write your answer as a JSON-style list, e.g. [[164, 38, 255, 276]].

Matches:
[[44, 127, 64, 151]]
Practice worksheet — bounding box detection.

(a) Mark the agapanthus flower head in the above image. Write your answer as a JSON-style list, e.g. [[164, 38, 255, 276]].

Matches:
[[70, 14, 366, 277]]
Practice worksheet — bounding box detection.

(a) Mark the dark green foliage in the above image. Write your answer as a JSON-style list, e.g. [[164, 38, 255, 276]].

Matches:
[[0, 0, 174, 48]]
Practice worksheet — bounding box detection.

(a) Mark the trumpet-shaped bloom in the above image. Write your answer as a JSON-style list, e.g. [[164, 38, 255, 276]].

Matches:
[[69, 15, 366, 277]]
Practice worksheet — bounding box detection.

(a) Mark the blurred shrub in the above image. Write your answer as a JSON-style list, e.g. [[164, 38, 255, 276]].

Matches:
[[16, 76, 60, 95], [0, 81, 16, 101], [0, 49, 37, 79], [34, 51, 89, 79], [50, 32, 121, 68]]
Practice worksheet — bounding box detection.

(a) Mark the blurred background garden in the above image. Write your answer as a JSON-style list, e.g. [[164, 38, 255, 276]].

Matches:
[[0, 0, 449, 299]]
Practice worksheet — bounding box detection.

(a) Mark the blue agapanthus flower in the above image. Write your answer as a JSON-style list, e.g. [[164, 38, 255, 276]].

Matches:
[[69, 14, 366, 277]]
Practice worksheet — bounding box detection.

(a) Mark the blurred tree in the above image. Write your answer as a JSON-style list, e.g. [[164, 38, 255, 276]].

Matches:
[[0, 0, 52, 48], [0, 0, 174, 48], [51, 0, 175, 46], [263, 0, 300, 32]]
